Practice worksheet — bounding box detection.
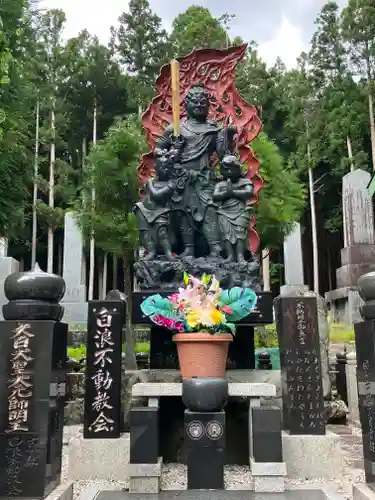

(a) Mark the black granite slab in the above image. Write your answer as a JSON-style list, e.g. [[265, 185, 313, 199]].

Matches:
[[185, 410, 225, 490], [275, 297, 325, 435], [84, 301, 124, 439], [354, 319, 375, 482], [252, 406, 282, 463], [96, 489, 329, 500], [0, 433, 48, 498], [130, 407, 159, 464]]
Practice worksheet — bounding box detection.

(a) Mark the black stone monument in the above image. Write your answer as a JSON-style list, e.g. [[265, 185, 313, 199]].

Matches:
[[182, 378, 228, 490], [129, 407, 159, 464], [354, 272, 375, 483], [275, 296, 325, 435], [251, 406, 282, 462], [0, 264, 68, 499], [185, 410, 225, 490], [83, 300, 124, 439]]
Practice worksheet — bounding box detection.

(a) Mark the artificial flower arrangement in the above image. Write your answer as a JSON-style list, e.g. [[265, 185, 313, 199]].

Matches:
[[140, 273, 258, 334]]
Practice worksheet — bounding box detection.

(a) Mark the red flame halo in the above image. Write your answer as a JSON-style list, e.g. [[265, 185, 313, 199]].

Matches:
[[138, 44, 263, 254]]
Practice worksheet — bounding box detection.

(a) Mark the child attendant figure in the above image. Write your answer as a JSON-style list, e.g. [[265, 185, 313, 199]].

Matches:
[[213, 155, 253, 262], [134, 154, 175, 261]]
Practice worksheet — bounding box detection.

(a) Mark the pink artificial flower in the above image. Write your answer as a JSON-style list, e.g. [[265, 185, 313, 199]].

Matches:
[[169, 293, 179, 303], [175, 322, 184, 332], [221, 306, 233, 315], [153, 314, 166, 326], [164, 318, 174, 329]]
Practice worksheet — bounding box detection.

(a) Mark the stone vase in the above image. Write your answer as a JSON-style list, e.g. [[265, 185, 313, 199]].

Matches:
[[173, 332, 232, 379]]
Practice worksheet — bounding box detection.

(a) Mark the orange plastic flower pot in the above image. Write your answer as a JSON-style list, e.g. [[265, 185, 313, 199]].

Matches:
[[173, 332, 233, 379]]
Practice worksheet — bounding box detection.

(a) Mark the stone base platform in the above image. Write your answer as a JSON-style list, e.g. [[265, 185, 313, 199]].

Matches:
[[68, 432, 129, 482], [134, 256, 261, 291], [282, 431, 342, 479], [44, 482, 74, 500], [78, 488, 343, 500], [354, 484, 375, 500], [132, 381, 276, 399]]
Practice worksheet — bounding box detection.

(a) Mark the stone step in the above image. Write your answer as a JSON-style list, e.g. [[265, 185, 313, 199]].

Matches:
[[79, 489, 343, 500]]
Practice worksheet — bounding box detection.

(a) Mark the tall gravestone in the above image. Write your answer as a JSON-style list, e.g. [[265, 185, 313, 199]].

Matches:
[[281, 223, 306, 294], [354, 272, 375, 484], [326, 169, 375, 325], [281, 222, 331, 399], [275, 296, 325, 434], [61, 212, 87, 326], [0, 264, 69, 499], [83, 300, 124, 438]]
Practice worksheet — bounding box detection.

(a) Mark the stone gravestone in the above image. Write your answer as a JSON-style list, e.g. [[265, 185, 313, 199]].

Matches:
[[282, 222, 306, 294], [275, 296, 325, 434], [281, 223, 331, 399], [83, 301, 124, 439], [61, 212, 87, 326], [354, 272, 375, 484], [326, 169, 375, 325], [0, 265, 71, 500]]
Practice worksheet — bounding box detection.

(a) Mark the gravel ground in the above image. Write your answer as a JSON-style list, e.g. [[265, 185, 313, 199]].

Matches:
[[62, 424, 365, 500]]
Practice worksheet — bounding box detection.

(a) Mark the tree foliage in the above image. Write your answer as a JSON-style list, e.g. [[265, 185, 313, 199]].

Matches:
[[252, 133, 306, 249], [2, 0, 375, 298], [76, 116, 146, 367], [0, 0, 34, 238], [169, 6, 228, 57], [110, 0, 170, 106]]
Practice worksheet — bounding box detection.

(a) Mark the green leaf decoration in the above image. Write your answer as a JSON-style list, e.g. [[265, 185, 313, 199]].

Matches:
[[218, 287, 257, 322], [224, 322, 236, 335], [140, 294, 178, 320], [183, 272, 189, 285]]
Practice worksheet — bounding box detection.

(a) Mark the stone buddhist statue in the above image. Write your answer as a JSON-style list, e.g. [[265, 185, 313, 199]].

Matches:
[[154, 84, 237, 259], [213, 155, 253, 263], [134, 153, 176, 261], [134, 49, 262, 291]]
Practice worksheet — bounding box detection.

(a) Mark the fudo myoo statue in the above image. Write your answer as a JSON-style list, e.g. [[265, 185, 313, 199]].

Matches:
[[154, 82, 237, 259], [214, 155, 253, 263], [134, 49, 263, 290]]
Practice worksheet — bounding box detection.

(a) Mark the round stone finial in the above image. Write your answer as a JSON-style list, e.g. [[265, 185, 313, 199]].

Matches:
[[4, 263, 66, 302], [357, 272, 375, 302], [357, 272, 375, 320], [2, 264, 66, 321]]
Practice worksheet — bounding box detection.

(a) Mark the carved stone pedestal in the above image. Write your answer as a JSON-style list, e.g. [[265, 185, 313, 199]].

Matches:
[[185, 410, 225, 490], [134, 256, 261, 291]]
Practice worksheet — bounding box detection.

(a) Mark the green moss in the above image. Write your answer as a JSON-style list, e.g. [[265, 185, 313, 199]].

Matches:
[[329, 323, 355, 343]]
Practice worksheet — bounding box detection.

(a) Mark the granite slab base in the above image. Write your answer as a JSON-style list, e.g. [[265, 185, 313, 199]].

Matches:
[[282, 431, 342, 479], [68, 433, 129, 482], [10, 482, 74, 500], [353, 484, 375, 500], [77, 488, 344, 500], [129, 458, 162, 494]]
